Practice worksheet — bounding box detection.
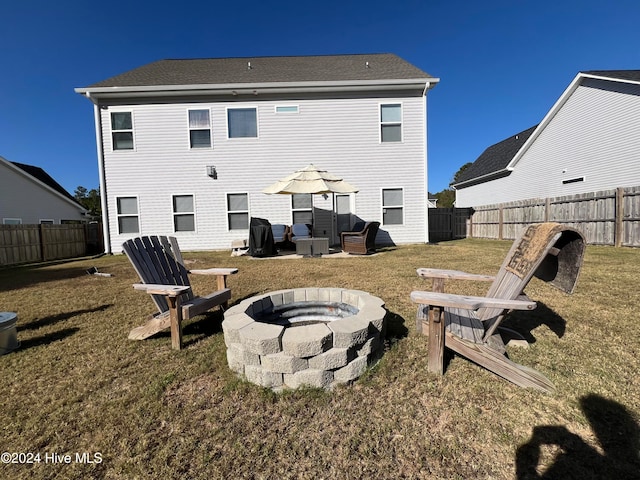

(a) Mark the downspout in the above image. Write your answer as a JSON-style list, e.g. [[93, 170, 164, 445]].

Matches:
[[422, 81, 430, 244], [89, 96, 112, 254]]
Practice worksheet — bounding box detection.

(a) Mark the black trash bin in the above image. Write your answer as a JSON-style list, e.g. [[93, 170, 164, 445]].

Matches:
[[248, 217, 276, 257]]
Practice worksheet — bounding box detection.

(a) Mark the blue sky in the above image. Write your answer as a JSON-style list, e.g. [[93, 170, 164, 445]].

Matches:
[[1, 0, 639, 195]]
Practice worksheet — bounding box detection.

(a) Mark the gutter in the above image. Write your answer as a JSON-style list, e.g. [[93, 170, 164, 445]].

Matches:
[[74, 78, 437, 99]]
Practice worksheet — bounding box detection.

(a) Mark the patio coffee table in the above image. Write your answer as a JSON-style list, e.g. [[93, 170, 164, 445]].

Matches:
[[295, 238, 329, 257]]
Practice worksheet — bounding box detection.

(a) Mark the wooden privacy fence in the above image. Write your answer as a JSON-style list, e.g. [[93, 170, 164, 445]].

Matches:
[[0, 223, 103, 266], [468, 186, 640, 247], [428, 208, 473, 242]]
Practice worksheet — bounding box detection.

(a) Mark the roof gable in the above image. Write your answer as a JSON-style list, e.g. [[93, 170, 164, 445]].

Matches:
[[454, 69, 640, 189], [83, 54, 434, 89], [1, 157, 84, 210], [453, 125, 538, 187]]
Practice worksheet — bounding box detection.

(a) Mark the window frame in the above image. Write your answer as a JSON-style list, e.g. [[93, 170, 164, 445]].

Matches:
[[226, 192, 249, 231], [116, 196, 140, 234], [172, 194, 196, 232], [2, 218, 22, 225], [226, 107, 258, 139], [291, 193, 313, 225], [275, 105, 299, 114], [379, 103, 403, 143], [187, 109, 212, 149], [39, 219, 55, 224], [381, 187, 404, 226], [110, 110, 135, 151]]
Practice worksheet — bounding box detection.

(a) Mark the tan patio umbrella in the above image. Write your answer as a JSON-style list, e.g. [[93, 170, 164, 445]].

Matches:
[[262, 164, 359, 195], [262, 164, 359, 243]]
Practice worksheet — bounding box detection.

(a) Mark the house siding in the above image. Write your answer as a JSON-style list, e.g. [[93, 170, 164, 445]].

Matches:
[[0, 161, 86, 224], [456, 78, 640, 207], [100, 92, 427, 252]]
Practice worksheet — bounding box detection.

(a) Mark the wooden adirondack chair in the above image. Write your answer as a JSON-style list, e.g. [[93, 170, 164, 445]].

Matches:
[[123, 236, 238, 350], [411, 222, 585, 392]]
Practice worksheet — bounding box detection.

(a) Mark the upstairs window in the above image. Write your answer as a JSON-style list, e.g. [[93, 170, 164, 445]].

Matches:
[[275, 105, 299, 114], [227, 193, 249, 230], [228, 108, 257, 138], [188, 109, 211, 148], [173, 195, 195, 232], [380, 104, 402, 142], [382, 188, 404, 225], [111, 112, 134, 150]]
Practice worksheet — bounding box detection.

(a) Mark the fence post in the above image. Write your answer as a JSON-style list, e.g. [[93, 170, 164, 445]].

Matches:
[[615, 187, 624, 247], [39, 223, 46, 262], [545, 197, 550, 222], [498, 206, 503, 240]]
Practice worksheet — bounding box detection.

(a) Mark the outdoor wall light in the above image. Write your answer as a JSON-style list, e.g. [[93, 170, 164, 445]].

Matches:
[[207, 165, 218, 179]]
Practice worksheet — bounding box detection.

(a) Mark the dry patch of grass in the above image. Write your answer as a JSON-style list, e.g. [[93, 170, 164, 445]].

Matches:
[[0, 240, 638, 479]]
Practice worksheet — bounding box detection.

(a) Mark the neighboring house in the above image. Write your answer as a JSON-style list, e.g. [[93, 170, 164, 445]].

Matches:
[[75, 54, 439, 253], [453, 70, 640, 207], [0, 156, 87, 224], [427, 196, 438, 208]]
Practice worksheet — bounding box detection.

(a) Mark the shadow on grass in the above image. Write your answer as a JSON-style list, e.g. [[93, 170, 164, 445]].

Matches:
[[0, 260, 99, 292], [18, 327, 80, 350], [383, 309, 409, 341], [500, 302, 567, 344], [516, 394, 640, 479], [17, 304, 113, 331]]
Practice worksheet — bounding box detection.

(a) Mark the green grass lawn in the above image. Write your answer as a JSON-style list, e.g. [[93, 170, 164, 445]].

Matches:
[[0, 239, 638, 479]]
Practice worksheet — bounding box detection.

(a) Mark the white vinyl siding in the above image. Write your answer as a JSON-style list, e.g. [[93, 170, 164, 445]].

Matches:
[[100, 93, 428, 252], [456, 78, 640, 207]]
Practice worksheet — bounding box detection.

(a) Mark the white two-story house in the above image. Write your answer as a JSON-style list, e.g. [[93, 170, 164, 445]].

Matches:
[[75, 54, 438, 253]]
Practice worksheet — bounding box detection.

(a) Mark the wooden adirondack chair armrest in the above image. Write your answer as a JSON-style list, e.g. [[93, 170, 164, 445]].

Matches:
[[133, 284, 191, 297], [416, 268, 495, 282], [189, 268, 238, 291], [410, 291, 536, 311], [189, 268, 239, 276]]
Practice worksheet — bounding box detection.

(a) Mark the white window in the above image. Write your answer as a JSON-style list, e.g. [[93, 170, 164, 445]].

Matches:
[[111, 111, 134, 150], [227, 193, 249, 230], [39, 219, 55, 224], [116, 197, 139, 234], [291, 194, 312, 224], [227, 108, 257, 138], [382, 188, 404, 225], [275, 105, 299, 114], [173, 195, 195, 232], [380, 104, 402, 142], [2, 218, 22, 225], [188, 109, 211, 148]]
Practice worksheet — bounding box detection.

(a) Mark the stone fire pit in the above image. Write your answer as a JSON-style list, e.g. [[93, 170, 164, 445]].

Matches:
[[222, 288, 386, 390]]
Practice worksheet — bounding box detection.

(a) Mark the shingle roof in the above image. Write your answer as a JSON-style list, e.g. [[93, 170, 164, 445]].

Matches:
[[84, 53, 434, 88], [453, 125, 538, 187], [11, 161, 80, 205], [582, 70, 640, 82]]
